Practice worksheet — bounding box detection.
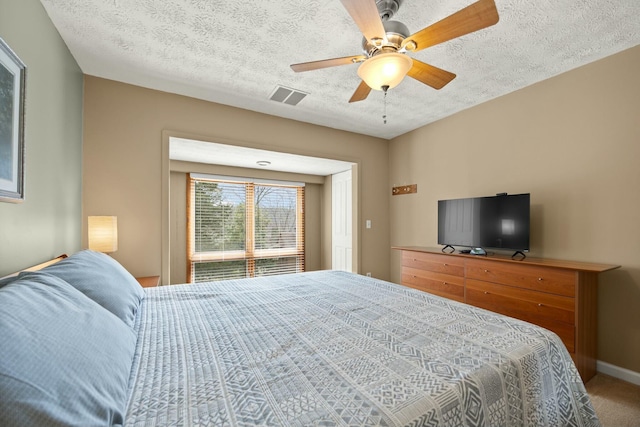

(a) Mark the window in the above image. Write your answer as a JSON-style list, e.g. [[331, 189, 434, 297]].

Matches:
[[187, 174, 304, 282]]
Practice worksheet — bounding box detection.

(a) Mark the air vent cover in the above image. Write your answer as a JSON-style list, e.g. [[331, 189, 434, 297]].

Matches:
[[269, 86, 308, 106]]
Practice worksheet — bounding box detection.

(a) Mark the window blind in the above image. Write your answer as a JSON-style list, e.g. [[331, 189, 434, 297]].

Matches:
[[187, 174, 305, 282]]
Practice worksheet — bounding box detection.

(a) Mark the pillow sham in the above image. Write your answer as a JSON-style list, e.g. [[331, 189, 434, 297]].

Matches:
[[0, 272, 136, 427], [41, 249, 145, 327]]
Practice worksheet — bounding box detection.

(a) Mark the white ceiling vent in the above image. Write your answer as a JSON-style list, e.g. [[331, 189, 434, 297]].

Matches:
[[269, 86, 308, 106]]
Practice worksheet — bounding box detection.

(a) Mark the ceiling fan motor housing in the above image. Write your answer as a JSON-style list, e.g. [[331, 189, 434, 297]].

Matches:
[[362, 20, 410, 56]]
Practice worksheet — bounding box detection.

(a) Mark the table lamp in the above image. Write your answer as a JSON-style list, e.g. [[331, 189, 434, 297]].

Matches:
[[88, 216, 118, 253]]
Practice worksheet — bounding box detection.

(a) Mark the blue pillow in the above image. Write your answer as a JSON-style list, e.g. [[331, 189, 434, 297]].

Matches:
[[41, 250, 145, 327], [0, 274, 17, 288], [0, 272, 136, 427]]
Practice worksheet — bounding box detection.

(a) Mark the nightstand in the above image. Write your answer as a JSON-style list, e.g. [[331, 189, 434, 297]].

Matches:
[[136, 275, 160, 288]]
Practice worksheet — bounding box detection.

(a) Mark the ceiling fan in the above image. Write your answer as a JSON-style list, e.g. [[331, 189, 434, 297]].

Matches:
[[290, 0, 499, 103]]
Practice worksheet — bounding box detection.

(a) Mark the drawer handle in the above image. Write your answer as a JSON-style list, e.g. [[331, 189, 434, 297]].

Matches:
[[443, 282, 447, 285], [413, 258, 417, 261], [538, 303, 544, 307], [443, 263, 448, 266], [484, 269, 489, 273], [412, 275, 417, 278], [538, 277, 543, 281], [484, 291, 489, 295]]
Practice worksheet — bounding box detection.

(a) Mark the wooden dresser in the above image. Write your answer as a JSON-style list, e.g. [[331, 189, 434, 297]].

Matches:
[[394, 246, 619, 382]]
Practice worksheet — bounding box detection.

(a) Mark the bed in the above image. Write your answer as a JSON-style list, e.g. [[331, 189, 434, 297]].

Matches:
[[0, 250, 599, 426]]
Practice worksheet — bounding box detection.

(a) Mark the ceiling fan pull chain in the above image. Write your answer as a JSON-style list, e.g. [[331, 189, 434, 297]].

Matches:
[[382, 85, 389, 124], [383, 92, 387, 124]]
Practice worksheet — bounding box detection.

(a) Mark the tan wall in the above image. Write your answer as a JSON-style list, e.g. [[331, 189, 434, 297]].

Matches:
[[389, 45, 640, 373], [169, 171, 187, 284], [0, 0, 83, 276], [83, 77, 390, 281]]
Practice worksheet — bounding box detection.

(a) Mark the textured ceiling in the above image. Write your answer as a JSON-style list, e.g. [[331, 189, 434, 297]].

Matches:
[[170, 137, 354, 175], [41, 0, 640, 140]]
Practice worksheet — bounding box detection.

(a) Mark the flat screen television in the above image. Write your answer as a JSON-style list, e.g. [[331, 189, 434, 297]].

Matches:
[[438, 193, 530, 255]]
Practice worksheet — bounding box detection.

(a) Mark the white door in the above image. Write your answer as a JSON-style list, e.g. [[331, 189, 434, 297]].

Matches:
[[332, 169, 353, 272]]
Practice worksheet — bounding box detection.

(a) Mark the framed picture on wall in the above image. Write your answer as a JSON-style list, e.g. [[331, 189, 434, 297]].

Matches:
[[0, 37, 26, 203]]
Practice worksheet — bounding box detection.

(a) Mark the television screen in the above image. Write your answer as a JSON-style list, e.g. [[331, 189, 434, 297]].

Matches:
[[438, 193, 530, 252]]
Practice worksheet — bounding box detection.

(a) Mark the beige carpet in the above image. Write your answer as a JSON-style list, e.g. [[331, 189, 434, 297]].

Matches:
[[585, 374, 640, 427]]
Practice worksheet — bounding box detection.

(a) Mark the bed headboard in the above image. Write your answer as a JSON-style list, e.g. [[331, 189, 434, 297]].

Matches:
[[0, 254, 68, 280]]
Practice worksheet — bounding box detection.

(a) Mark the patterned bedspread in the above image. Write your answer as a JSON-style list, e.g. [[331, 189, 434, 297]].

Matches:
[[125, 271, 599, 426]]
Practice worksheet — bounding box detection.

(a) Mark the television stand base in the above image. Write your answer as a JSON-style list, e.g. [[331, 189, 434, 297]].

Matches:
[[511, 250, 527, 260], [441, 245, 455, 254]]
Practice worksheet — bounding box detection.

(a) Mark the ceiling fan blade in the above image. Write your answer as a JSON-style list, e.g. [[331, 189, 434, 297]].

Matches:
[[349, 80, 372, 103], [339, 0, 386, 42], [291, 55, 367, 72], [402, 0, 499, 52], [407, 60, 456, 90]]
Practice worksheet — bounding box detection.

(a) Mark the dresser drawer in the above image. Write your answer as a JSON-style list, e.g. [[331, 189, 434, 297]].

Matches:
[[466, 259, 576, 297], [466, 279, 575, 351], [402, 267, 464, 302], [402, 251, 464, 277]]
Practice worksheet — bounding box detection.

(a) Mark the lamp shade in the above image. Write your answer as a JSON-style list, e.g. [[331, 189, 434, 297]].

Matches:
[[357, 52, 413, 91], [88, 216, 118, 253]]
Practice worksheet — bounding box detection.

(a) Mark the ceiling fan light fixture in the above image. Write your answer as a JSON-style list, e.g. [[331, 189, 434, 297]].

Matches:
[[357, 52, 413, 91]]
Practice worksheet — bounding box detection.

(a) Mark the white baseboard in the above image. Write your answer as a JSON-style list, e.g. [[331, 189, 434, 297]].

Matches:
[[597, 360, 640, 386]]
